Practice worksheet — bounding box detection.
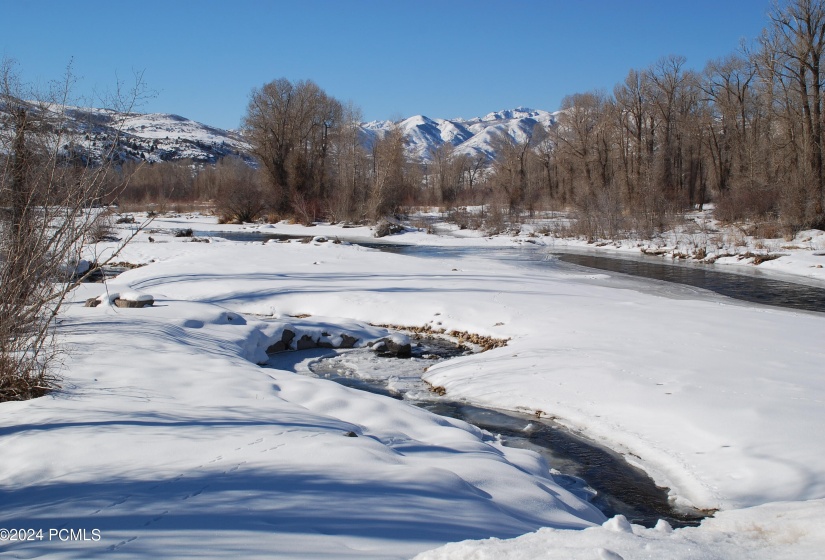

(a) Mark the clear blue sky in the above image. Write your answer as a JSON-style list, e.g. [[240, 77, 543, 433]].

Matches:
[[2, 0, 772, 129]]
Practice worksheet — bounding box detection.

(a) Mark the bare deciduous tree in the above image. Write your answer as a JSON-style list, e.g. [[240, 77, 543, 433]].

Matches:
[[0, 59, 146, 401], [242, 78, 343, 221]]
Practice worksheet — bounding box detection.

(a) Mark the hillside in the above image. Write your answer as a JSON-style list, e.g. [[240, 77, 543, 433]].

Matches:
[[2, 101, 557, 165], [0, 100, 251, 165]]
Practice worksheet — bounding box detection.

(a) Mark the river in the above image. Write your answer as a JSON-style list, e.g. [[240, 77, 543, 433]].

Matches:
[[219, 229, 824, 527]]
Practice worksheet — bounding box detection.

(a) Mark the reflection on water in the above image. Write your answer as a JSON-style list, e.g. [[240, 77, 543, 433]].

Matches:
[[419, 400, 708, 528], [555, 253, 825, 313], [209, 227, 825, 312], [197, 230, 313, 243]]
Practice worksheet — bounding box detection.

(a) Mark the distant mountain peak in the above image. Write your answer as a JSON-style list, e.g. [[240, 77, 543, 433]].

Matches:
[[360, 107, 557, 161]]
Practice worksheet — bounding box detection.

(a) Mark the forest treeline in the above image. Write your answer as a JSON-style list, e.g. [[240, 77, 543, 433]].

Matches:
[[115, 0, 825, 238]]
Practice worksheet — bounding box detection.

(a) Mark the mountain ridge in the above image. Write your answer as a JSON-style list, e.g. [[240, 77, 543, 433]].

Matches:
[[2, 101, 557, 165], [362, 106, 558, 161]]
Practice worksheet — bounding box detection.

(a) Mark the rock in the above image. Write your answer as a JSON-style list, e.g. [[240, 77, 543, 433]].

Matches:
[[264, 328, 360, 354], [371, 336, 412, 358], [84, 297, 102, 307], [266, 329, 296, 353], [343, 431, 358, 437], [113, 297, 154, 308], [340, 334, 358, 348], [296, 334, 317, 351], [267, 341, 286, 353]]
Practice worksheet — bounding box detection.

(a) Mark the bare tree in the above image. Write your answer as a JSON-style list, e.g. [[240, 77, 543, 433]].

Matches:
[[491, 127, 536, 215], [0, 59, 145, 401], [428, 142, 466, 206], [368, 125, 409, 219], [762, 0, 825, 224], [242, 78, 343, 221]]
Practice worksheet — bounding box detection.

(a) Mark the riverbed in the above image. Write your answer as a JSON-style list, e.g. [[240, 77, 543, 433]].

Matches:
[[265, 338, 709, 528]]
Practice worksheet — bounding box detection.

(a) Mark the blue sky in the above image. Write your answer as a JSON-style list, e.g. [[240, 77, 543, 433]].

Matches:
[[2, 0, 771, 129]]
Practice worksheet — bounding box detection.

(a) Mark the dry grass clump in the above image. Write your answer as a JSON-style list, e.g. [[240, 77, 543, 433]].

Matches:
[[372, 323, 509, 352]]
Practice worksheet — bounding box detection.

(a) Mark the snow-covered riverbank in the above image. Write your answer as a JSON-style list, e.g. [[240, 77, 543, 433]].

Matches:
[[1, 213, 824, 558]]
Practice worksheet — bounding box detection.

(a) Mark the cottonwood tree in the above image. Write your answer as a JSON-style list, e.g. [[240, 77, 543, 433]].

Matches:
[[242, 78, 343, 222], [119, 159, 197, 206], [461, 152, 489, 205], [613, 68, 656, 206], [490, 126, 538, 215], [428, 142, 466, 206], [759, 0, 825, 227], [325, 102, 369, 223], [0, 59, 144, 401], [367, 125, 410, 219]]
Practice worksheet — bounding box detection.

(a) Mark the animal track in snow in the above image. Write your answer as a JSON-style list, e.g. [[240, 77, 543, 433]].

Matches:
[[108, 536, 138, 552]]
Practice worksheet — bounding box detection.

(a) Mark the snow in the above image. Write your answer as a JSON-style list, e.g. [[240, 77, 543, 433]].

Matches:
[[358, 108, 556, 162], [1, 104, 249, 165], [535, 207, 825, 284], [2, 213, 824, 558], [118, 291, 155, 302], [414, 500, 825, 560]]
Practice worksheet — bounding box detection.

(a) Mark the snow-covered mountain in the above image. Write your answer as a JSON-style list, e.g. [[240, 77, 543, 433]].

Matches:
[[2, 101, 556, 165], [362, 107, 558, 162], [0, 100, 250, 165], [63, 107, 252, 164]]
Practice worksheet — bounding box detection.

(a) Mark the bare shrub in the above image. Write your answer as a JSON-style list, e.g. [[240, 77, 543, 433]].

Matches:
[[409, 217, 434, 234], [754, 221, 782, 239], [373, 219, 405, 238], [446, 207, 483, 230], [87, 211, 118, 243], [1, 59, 146, 401], [210, 157, 269, 223], [714, 182, 779, 223], [483, 205, 507, 235]]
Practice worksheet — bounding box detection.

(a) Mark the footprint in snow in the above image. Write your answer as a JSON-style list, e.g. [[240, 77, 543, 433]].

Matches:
[[108, 536, 138, 552], [183, 485, 209, 500], [598, 549, 625, 560], [143, 511, 168, 527], [223, 461, 246, 475], [109, 495, 130, 507]]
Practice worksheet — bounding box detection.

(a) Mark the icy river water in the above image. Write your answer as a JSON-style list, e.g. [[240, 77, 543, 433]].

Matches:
[[287, 340, 710, 528], [205, 228, 825, 312], [219, 230, 825, 527]]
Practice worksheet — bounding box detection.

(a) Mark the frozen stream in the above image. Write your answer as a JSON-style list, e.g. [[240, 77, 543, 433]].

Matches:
[[229, 230, 825, 527], [203, 229, 825, 313], [362, 242, 825, 313], [265, 339, 708, 529]]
